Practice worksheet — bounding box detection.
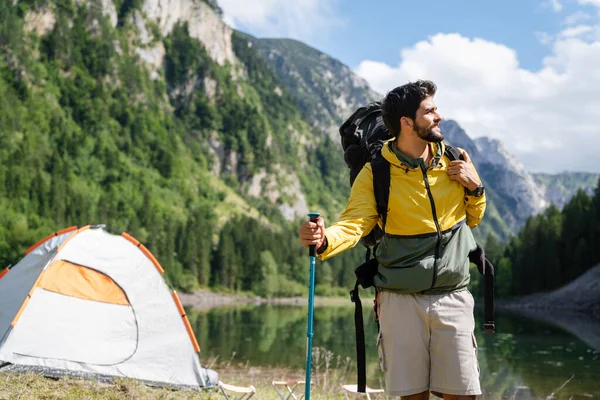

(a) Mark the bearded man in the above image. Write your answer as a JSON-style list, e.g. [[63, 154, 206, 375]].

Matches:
[[299, 80, 486, 399]]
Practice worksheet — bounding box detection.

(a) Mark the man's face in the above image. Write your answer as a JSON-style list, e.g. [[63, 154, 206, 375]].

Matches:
[[413, 97, 444, 143]]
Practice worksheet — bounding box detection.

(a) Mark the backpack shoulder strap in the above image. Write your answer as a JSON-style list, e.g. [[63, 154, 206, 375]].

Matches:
[[350, 280, 366, 393], [468, 244, 495, 334], [371, 152, 390, 232], [444, 144, 465, 162], [351, 150, 389, 394]]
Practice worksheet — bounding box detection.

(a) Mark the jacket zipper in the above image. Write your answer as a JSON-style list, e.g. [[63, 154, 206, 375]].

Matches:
[[421, 164, 441, 289]]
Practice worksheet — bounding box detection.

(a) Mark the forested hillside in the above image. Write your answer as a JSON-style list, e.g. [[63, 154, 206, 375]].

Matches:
[[0, 0, 362, 295], [470, 182, 600, 299]]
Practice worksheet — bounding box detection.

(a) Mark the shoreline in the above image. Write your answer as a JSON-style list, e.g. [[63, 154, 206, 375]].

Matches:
[[496, 264, 600, 319], [178, 289, 360, 311], [180, 265, 600, 315]]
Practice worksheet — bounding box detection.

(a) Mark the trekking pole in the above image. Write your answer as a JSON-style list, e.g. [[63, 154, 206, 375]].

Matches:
[[305, 211, 320, 400]]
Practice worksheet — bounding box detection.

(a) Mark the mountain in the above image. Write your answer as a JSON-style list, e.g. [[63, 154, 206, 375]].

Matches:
[[441, 120, 599, 238], [244, 35, 381, 139], [442, 120, 546, 233], [532, 172, 599, 210]]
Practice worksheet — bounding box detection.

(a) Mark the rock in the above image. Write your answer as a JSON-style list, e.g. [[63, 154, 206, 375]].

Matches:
[[141, 0, 236, 67], [499, 264, 600, 316]]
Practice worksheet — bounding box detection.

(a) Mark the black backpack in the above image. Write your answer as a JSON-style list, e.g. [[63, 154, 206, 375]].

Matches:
[[339, 101, 392, 248], [339, 102, 496, 393]]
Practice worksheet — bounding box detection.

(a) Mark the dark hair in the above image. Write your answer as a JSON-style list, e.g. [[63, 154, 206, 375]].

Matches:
[[381, 80, 437, 138]]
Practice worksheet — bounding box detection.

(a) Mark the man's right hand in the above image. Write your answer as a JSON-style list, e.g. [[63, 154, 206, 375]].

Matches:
[[298, 217, 325, 249]]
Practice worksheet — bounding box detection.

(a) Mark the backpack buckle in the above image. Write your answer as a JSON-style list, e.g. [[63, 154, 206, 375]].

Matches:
[[483, 322, 495, 334]]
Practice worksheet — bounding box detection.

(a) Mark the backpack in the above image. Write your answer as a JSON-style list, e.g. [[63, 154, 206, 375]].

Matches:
[[339, 102, 496, 393], [339, 101, 392, 248]]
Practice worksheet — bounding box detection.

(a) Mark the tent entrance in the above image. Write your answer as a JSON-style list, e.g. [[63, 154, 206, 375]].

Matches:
[[7, 261, 139, 365]]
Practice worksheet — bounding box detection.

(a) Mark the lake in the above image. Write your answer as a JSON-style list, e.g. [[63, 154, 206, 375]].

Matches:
[[187, 302, 600, 399]]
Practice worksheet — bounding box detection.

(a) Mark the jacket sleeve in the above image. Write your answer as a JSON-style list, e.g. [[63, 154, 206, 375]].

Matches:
[[460, 148, 486, 228], [317, 164, 380, 260]]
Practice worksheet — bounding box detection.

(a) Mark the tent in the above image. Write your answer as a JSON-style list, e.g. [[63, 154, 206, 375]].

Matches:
[[0, 224, 217, 389]]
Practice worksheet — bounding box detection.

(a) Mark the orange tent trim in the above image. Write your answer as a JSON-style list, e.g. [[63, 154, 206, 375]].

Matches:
[[0, 268, 8, 280], [11, 295, 31, 327], [11, 270, 46, 327], [25, 226, 78, 255], [121, 232, 140, 247], [172, 291, 200, 352], [56, 225, 90, 253], [139, 245, 164, 274], [121, 232, 164, 275]]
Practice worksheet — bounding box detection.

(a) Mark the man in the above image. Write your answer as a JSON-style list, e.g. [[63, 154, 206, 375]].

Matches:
[[299, 80, 486, 400]]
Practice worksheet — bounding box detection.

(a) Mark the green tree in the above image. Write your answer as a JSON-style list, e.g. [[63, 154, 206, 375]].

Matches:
[[255, 250, 279, 298], [496, 257, 513, 297]]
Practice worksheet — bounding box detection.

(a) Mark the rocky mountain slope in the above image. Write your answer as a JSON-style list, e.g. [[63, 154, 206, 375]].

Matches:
[[532, 172, 599, 210], [245, 35, 380, 140], [441, 120, 598, 236], [499, 264, 600, 350]]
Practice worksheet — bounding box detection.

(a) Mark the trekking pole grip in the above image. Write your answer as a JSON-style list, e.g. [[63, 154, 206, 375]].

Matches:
[[308, 212, 320, 256]]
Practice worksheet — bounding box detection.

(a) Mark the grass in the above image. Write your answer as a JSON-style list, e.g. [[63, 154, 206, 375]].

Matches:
[[0, 348, 383, 399]]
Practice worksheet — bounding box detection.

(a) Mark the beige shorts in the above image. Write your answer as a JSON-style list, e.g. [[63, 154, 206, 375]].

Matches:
[[377, 290, 481, 398]]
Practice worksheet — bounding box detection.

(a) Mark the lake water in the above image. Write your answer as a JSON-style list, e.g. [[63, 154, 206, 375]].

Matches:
[[187, 302, 600, 399]]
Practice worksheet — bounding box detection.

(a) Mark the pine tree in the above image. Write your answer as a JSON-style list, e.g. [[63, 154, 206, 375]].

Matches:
[[560, 189, 592, 282], [255, 250, 279, 298]]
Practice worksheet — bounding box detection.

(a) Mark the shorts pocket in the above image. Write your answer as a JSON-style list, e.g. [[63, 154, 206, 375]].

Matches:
[[471, 332, 480, 377], [376, 331, 387, 372]]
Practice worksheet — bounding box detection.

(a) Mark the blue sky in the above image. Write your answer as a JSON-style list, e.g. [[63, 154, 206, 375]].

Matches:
[[219, 0, 600, 174], [298, 0, 571, 72]]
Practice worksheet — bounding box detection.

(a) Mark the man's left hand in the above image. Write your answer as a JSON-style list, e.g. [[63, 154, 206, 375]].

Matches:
[[447, 150, 480, 192]]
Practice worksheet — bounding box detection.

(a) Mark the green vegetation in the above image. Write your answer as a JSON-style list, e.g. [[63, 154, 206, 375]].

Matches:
[[0, 0, 360, 295], [0, 372, 212, 399], [471, 179, 600, 298], [0, 359, 359, 400]]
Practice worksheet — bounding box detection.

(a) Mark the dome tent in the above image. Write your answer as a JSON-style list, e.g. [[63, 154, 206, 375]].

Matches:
[[0, 225, 217, 389]]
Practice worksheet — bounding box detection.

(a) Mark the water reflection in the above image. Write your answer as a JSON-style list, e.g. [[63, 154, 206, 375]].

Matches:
[[477, 309, 600, 399], [188, 304, 600, 399]]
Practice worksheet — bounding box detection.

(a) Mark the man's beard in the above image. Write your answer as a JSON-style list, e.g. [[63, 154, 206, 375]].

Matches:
[[415, 123, 444, 143]]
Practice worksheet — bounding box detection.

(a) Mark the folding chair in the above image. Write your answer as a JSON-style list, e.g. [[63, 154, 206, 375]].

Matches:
[[218, 380, 256, 400], [272, 380, 306, 400], [342, 384, 385, 400]]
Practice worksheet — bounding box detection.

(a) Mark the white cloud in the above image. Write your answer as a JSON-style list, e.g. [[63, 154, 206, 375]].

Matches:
[[544, 0, 564, 12], [563, 11, 593, 25], [217, 0, 344, 42], [354, 33, 600, 173], [558, 24, 597, 40], [560, 25, 592, 36], [535, 31, 554, 45], [578, 0, 600, 7]]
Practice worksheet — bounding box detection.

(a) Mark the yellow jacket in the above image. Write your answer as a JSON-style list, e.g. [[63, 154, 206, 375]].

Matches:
[[319, 140, 486, 293]]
